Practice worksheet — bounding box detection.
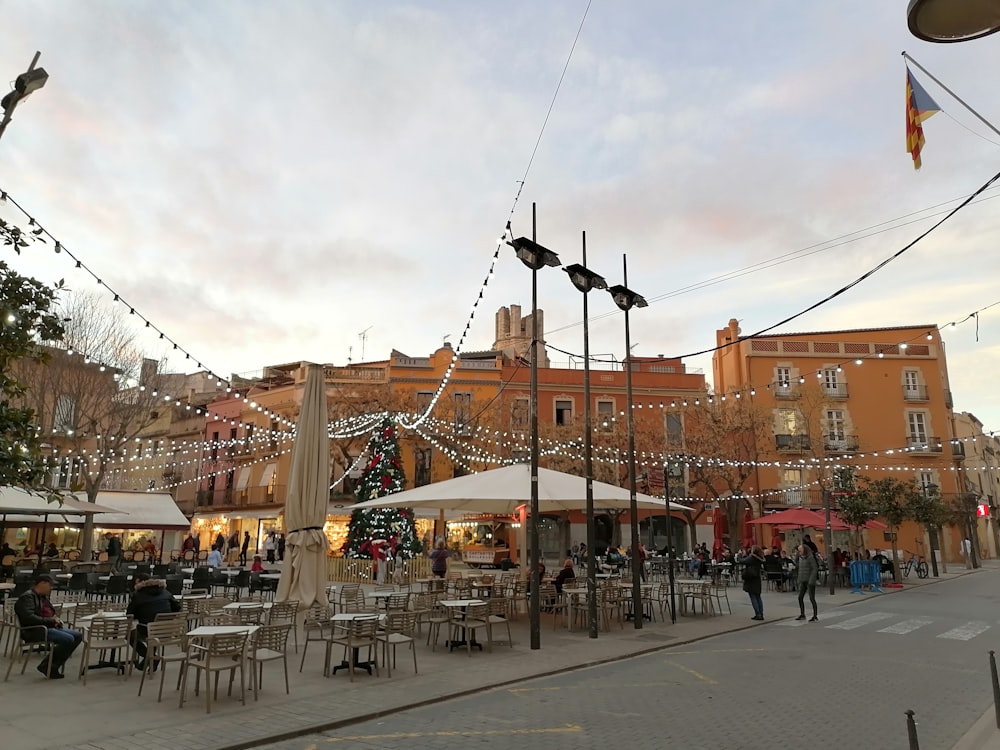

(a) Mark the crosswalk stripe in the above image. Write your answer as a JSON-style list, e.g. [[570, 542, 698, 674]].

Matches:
[[937, 622, 991, 641], [877, 617, 934, 635], [778, 611, 849, 627], [826, 612, 895, 630]]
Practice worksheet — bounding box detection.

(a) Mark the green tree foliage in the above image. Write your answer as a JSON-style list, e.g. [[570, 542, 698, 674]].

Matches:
[[861, 477, 911, 582], [0, 257, 65, 489], [345, 417, 422, 558]]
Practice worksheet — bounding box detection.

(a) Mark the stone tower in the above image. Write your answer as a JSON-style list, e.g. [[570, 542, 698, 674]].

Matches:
[[493, 304, 550, 368]]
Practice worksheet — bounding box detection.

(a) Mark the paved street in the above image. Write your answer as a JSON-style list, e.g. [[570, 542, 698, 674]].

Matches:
[[257, 572, 1000, 750]]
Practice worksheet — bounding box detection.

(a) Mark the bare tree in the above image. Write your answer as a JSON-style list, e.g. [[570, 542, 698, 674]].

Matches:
[[683, 393, 770, 553], [12, 293, 169, 558]]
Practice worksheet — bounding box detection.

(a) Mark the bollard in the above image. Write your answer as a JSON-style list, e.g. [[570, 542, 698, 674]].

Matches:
[[905, 709, 920, 750], [991, 651, 1000, 729]]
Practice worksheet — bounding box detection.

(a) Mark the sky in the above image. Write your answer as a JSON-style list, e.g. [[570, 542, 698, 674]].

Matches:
[[3, 2, 1000, 427]]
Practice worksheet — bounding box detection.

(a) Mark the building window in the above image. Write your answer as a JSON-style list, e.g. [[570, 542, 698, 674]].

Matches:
[[596, 400, 615, 430], [244, 424, 254, 452], [53, 456, 80, 489], [917, 470, 936, 492], [152, 439, 161, 454], [776, 408, 804, 434], [904, 370, 920, 392], [908, 411, 928, 443], [53, 395, 75, 432], [511, 398, 529, 431], [665, 413, 683, 445], [211, 431, 219, 461], [134, 441, 143, 459], [454, 392, 472, 434], [826, 409, 846, 443], [416, 392, 433, 413], [780, 468, 805, 504], [270, 419, 279, 450], [555, 398, 574, 426], [225, 469, 235, 490], [414, 446, 432, 487], [776, 367, 790, 387]]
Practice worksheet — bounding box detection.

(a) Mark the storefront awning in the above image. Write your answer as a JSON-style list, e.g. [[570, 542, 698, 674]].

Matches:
[[74, 490, 190, 530]]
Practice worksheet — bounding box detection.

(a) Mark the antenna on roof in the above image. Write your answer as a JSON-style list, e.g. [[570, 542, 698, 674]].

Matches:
[[358, 326, 373, 361], [347, 345, 353, 365]]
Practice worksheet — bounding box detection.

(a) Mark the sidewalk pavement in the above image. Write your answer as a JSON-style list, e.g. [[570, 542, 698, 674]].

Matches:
[[0, 564, 983, 750]]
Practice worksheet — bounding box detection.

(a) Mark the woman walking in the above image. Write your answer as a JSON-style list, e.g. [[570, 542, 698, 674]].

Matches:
[[429, 540, 450, 578], [742, 545, 765, 621], [795, 544, 819, 622]]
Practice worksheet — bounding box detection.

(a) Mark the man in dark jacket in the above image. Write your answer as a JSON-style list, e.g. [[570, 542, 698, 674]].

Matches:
[[126, 572, 181, 667], [14, 574, 83, 678]]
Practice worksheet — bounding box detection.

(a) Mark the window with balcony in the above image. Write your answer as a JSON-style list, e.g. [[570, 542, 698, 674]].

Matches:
[[774, 367, 794, 398], [907, 412, 941, 452], [775, 408, 809, 450], [555, 398, 574, 426], [780, 468, 806, 504], [903, 370, 928, 401], [823, 409, 857, 451], [823, 368, 848, 398]]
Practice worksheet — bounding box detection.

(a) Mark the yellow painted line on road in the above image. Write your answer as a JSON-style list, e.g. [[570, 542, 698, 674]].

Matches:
[[323, 725, 583, 743], [667, 648, 766, 655], [664, 659, 717, 685]]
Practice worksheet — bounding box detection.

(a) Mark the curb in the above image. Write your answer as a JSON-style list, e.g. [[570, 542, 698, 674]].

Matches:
[[949, 703, 998, 750]]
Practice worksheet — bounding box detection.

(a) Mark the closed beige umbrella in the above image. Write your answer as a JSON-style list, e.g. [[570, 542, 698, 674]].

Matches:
[[275, 364, 330, 609]]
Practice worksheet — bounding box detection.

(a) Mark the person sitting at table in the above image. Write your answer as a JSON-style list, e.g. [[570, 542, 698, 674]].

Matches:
[[206, 547, 223, 568], [1, 540, 16, 559], [44, 542, 60, 558], [250, 554, 265, 573], [14, 573, 82, 679], [553, 559, 576, 594], [763, 547, 785, 591], [127, 571, 181, 670]]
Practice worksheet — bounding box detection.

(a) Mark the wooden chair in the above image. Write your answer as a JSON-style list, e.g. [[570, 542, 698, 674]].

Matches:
[[179, 631, 250, 713], [78, 616, 134, 684], [138, 618, 188, 702], [248, 624, 292, 700], [384, 593, 410, 612], [376, 611, 418, 678]]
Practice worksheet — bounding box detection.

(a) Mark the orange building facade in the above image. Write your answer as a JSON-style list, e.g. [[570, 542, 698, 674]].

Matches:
[[712, 318, 969, 562]]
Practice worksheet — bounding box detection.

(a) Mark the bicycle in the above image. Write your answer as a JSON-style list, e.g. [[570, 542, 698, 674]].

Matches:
[[901, 550, 929, 579]]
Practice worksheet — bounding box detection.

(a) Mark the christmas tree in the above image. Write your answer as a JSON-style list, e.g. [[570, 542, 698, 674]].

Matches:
[[344, 417, 423, 558]]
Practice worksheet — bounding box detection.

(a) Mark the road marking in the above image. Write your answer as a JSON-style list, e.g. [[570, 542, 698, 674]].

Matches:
[[323, 725, 583, 743], [826, 612, 895, 630], [778, 611, 848, 627], [878, 617, 934, 635], [667, 648, 766, 655], [938, 622, 991, 641], [664, 660, 717, 685]]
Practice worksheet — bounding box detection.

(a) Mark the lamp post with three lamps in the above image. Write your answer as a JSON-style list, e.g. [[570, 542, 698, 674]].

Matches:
[[507, 203, 560, 650], [608, 255, 647, 629], [563, 233, 607, 639]]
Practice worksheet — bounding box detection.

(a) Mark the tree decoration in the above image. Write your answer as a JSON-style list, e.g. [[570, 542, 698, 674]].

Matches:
[[345, 417, 422, 558]]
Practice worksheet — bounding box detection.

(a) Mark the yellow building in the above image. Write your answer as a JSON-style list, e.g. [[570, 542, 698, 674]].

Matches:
[[713, 319, 968, 562]]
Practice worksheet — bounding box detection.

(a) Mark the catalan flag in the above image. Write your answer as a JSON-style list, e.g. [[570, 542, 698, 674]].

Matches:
[[906, 68, 941, 170]]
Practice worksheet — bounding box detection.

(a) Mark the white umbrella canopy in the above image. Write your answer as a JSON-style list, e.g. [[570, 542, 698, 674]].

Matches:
[[0, 486, 119, 516], [348, 464, 690, 514], [275, 365, 330, 609]]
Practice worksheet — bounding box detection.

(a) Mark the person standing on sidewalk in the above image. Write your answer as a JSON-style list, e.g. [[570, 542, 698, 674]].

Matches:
[[742, 545, 765, 620], [795, 544, 818, 622], [105, 533, 122, 573]]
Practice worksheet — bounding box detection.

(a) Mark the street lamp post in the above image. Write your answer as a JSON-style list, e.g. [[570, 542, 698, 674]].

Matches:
[[608, 255, 647, 630], [907, 0, 1000, 42], [0, 52, 48, 143], [507, 205, 560, 651], [563, 232, 607, 640]]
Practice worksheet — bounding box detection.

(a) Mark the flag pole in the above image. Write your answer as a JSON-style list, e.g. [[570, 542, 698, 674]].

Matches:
[[902, 51, 1000, 141]]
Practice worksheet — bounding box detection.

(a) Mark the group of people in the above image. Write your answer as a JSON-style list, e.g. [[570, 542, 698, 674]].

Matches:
[[740, 542, 820, 622], [14, 569, 181, 679]]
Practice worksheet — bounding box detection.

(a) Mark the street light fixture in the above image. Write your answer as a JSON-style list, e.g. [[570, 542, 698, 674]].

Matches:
[[607, 259, 647, 630], [0, 52, 48, 143], [506, 205, 560, 650], [563, 242, 607, 640], [907, 0, 1000, 42]]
